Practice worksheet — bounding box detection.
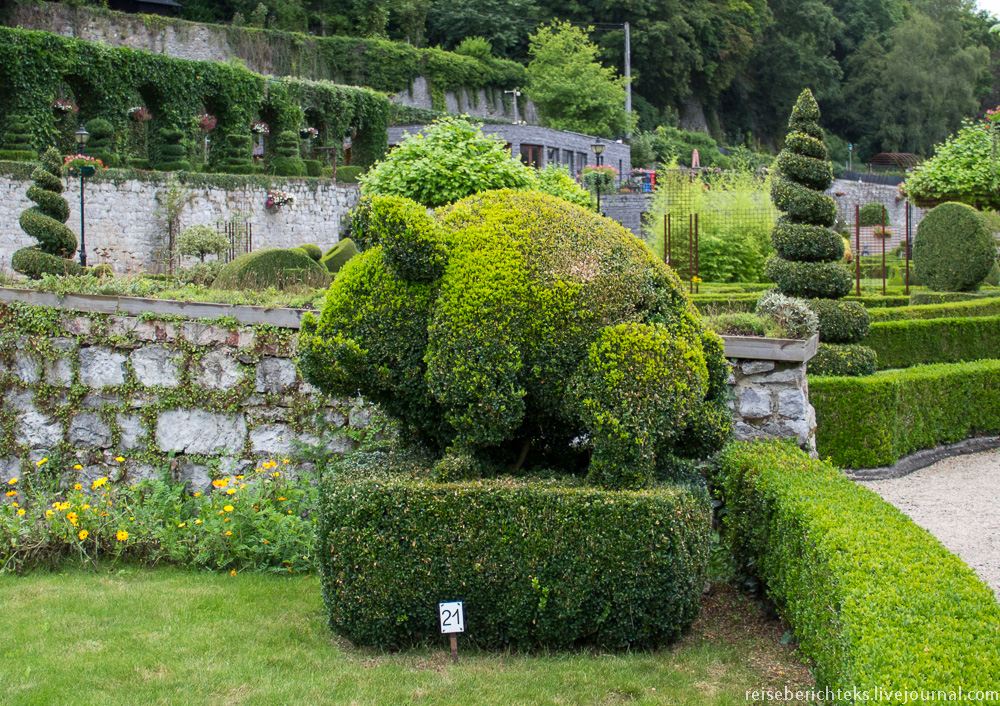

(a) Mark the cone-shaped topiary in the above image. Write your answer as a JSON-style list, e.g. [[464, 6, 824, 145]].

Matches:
[[215, 132, 254, 174], [84, 118, 117, 167], [765, 89, 875, 375], [0, 115, 37, 161], [11, 147, 84, 278], [154, 126, 189, 172], [272, 130, 306, 176]]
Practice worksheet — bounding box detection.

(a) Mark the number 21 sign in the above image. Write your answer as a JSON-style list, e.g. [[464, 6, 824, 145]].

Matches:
[[439, 601, 465, 634]]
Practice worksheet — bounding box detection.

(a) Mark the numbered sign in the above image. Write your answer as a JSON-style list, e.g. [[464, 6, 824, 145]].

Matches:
[[439, 601, 465, 634]]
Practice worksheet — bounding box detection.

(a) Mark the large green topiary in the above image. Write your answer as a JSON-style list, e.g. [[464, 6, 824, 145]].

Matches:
[[212, 248, 331, 291], [335, 165, 363, 183], [913, 202, 996, 292], [271, 130, 306, 177], [154, 126, 189, 172], [765, 89, 874, 375], [298, 190, 732, 489], [0, 114, 36, 161], [214, 133, 253, 174], [320, 238, 358, 274], [83, 118, 117, 167], [11, 148, 83, 279]]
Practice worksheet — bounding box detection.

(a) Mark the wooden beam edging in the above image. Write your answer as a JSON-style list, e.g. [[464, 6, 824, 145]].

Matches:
[[721, 333, 819, 363], [0, 287, 310, 329]]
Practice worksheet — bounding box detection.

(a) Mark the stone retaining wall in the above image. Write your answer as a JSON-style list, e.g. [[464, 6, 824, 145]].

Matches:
[[726, 357, 817, 457], [0, 173, 359, 275], [0, 304, 365, 493]]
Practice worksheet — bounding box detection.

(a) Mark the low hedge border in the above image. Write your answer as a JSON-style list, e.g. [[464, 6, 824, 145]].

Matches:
[[867, 314, 1000, 369], [690, 293, 910, 314], [810, 359, 1000, 467], [868, 297, 1000, 322], [714, 441, 1000, 690], [317, 474, 710, 649], [910, 290, 1000, 305]]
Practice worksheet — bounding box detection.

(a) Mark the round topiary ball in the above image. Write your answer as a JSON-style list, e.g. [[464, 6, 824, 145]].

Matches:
[[913, 202, 996, 292], [212, 248, 331, 291], [809, 299, 871, 344]]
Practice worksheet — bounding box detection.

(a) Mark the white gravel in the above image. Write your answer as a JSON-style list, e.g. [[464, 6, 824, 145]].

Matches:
[[858, 448, 1000, 598]]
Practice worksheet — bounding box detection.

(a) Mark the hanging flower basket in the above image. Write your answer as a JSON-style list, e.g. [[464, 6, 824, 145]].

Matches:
[[197, 113, 217, 132], [63, 154, 104, 177], [128, 106, 152, 123], [265, 188, 295, 211], [52, 99, 79, 115], [300, 126, 318, 140], [582, 165, 618, 191], [251, 120, 270, 135]]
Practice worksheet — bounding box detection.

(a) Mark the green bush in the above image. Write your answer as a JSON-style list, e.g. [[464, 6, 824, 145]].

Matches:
[[0, 150, 37, 162], [764, 256, 853, 299], [769, 177, 836, 226], [0, 115, 35, 160], [298, 243, 322, 262], [12, 148, 79, 278], [913, 202, 995, 292], [215, 133, 254, 174], [317, 474, 710, 649], [755, 291, 819, 339], [702, 312, 768, 337], [909, 290, 1000, 305], [812, 359, 1000, 467], [535, 164, 595, 210], [808, 342, 877, 377], [320, 238, 358, 274], [84, 118, 117, 167], [773, 150, 833, 191], [335, 165, 363, 183], [155, 127, 189, 172], [88, 263, 114, 279], [859, 201, 890, 227], [178, 224, 228, 262], [770, 218, 844, 262], [868, 297, 1000, 321], [303, 159, 322, 177], [714, 441, 1000, 688], [986, 261, 1000, 286], [271, 130, 306, 177], [808, 299, 870, 343], [212, 248, 331, 291], [299, 190, 731, 489], [866, 315, 1000, 369]]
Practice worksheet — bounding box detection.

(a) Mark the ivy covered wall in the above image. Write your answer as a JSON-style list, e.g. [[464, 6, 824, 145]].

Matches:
[[0, 26, 390, 169]]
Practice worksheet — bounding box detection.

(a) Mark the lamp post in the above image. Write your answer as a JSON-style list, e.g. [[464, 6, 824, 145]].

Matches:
[[590, 140, 606, 214], [74, 125, 91, 267]]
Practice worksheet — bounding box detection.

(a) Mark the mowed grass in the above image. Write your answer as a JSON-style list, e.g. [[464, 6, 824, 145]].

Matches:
[[0, 568, 816, 705]]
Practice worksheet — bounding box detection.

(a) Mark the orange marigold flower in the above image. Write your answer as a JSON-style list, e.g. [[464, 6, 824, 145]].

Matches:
[[116, 530, 129, 541], [282, 459, 290, 464], [17, 509, 25, 516], [11, 502, 18, 508], [92, 477, 107, 489], [78, 530, 89, 540], [5, 490, 16, 497], [236, 475, 244, 480], [178, 523, 186, 528], [226, 488, 236, 495], [224, 505, 234, 512], [73, 465, 82, 471], [193, 492, 202, 497], [212, 478, 229, 488], [7, 478, 17, 485], [277, 497, 286, 501], [46, 510, 53, 517], [225, 531, 232, 536], [230, 569, 236, 576], [74, 483, 82, 490], [115, 457, 125, 463]]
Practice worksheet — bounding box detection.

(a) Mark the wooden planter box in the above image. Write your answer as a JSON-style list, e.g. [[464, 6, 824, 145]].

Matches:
[[721, 333, 819, 363]]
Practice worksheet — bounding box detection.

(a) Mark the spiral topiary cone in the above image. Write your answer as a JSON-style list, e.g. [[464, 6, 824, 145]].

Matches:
[[11, 147, 84, 278], [765, 89, 875, 376]]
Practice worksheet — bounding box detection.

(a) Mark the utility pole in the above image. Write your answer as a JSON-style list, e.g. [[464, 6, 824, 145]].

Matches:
[[624, 21, 631, 137]]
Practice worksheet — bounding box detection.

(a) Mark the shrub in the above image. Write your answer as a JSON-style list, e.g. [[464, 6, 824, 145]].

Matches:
[[858, 201, 890, 227], [317, 474, 710, 649], [215, 133, 254, 174], [303, 159, 322, 177], [770, 218, 844, 262], [808, 298, 870, 343], [868, 297, 1000, 321], [755, 290, 819, 338], [298, 243, 322, 262], [12, 148, 81, 278], [1, 115, 35, 158], [335, 165, 363, 183], [178, 224, 228, 262], [764, 256, 853, 299], [702, 312, 767, 337], [913, 202, 995, 292], [212, 248, 331, 291], [84, 118, 117, 167], [865, 315, 1000, 369], [88, 263, 113, 279], [812, 360, 1000, 467], [154, 126, 189, 172], [271, 130, 306, 177], [987, 261, 1000, 286], [909, 290, 1000, 305], [176, 260, 225, 286], [714, 441, 1000, 688], [320, 238, 358, 274], [535, 164, 595, 210], [298, 190, 731, 489], [808, 342, 877, 377]]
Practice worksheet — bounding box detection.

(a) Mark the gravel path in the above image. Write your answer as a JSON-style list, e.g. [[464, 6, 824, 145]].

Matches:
[[858, 448, 1000, 598]]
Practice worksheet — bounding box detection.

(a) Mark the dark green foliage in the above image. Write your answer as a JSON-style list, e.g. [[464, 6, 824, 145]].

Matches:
[[783, 131, 826, 160], [702, 312, 766, 336], [812, 360, 1000, 468], [769, 178, 837, 227], [84, 118, 117, 167], [335, 165, 364, 183], [271, 130, 306, 177], [865, 315, 1000, 370], [1, 115, 34, 155], [317, 474, 710, 649], [808, 343, 877, 377], [212, 248, 331, 291], [859, 202, 890, 227], [868, 297, 1000, 322], [774, 151, 833, 192], [913, 202, 995, 292], [155, 127, 189, 172], [299, 191, 731, 489], [320, 238, 358, 274], [714, 441, 1000, 688], [986, 262, 1000, 287], [88, 263, 114, 278], [0, 150, 38, 162], [215, 133, 254, 174], [298, 243, 322, 261], [303, 159, 322, 177], [771, 218, 844, 262], [764, 256, 853, 300], [13, 148, 78, 278], [809, 299, 870, 344], [909, 290, 1000, 305]]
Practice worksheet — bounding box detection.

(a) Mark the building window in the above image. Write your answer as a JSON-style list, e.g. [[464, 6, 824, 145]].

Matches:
[[546, 146, 559, 166], [520, 144, 543, 169], [563, 150, 574, 174], [578, 152, 588, 176]]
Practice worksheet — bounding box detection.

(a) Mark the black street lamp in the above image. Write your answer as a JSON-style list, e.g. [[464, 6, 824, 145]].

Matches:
[[590, 140, 606, 214], [74, 125, 91, 267]]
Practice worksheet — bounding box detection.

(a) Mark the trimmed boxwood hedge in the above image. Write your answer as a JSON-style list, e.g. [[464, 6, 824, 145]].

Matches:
[[212, 248, 331, 291], [714, 441, 1000, 688], [771, 218, 844, 262], [764, 256, 853, 299], [317, 474, 711, 649], [808, 342, 877, 377], [910, 290, 1000, 305], [811, 359, 1000, 467], [868, 297, 1000, 321], [913, 202, 995, 292], [866, 314, 1000, 369], [808, 299, 870, 343]]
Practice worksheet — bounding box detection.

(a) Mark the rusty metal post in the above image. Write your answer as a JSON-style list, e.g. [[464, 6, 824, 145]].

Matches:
[[694, 213, 700, 294], [664, 214, 669, 264], [881, 206, 886, 296], [688, 213, 693, 294], [905, 201, 911, 296], [855, 204, 861, 296]]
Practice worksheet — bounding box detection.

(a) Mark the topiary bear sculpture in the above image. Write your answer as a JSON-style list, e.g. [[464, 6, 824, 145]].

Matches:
[[298, 190, 732, 489]]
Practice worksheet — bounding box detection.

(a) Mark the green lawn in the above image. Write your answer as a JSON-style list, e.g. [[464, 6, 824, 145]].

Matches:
[[0, 568, 815, 705]]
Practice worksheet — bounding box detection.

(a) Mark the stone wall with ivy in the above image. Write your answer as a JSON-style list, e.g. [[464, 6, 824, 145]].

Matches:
[[0, 165, 361, 275], [4, 3, 530, 122], [0, 301, 367, 493]]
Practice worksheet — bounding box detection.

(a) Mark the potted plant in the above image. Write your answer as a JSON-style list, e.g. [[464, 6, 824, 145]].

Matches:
[[128, 106, 152, 123], [63, 154, 104, 177], [265, 188, 295, 211], [300, 126, 318, 140]]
